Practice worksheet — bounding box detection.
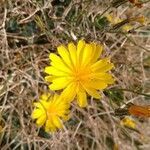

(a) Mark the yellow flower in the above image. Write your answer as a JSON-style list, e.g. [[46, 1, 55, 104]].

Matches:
[[45, 40, 114, 107], [131, 16, 147, 25], [106, 14, 133, 32], [106, 14, 120, 25], [120, 117, 136, 129], [31, 93, 70, 132]]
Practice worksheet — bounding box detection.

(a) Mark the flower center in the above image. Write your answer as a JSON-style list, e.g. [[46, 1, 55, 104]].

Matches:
[[73, 67, 91, 83], [47, 106, 57, 117]]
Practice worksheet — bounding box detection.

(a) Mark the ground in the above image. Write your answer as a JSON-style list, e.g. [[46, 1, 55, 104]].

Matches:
[[0, 0, 150, 150]]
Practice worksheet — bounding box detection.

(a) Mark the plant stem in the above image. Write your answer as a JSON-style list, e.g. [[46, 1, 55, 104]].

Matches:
[[118, 88, 150, 98]]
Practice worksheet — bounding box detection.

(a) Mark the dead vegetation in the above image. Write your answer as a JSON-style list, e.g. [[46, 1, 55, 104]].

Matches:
[[0, 0, 150, 149]]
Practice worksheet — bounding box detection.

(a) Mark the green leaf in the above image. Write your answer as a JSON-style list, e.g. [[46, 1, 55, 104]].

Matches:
[[105, 136, 115, 150], [94, 16, 109, 30], [104, 88, 124, 106], [38, 128, 51, 139], [6, 18, 19, 33]]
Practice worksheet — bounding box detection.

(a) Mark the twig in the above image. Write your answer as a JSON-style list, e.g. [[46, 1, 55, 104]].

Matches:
[[18, 8, 40, 24]]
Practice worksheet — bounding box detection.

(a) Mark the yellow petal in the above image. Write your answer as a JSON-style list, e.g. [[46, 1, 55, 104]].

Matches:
[[87, 80, 108, 90], [53, 97, 69, 108], [45, 66, 68, 76], [77, 39, 86, 62], [120, 117, 136, 129], [51, 61, 71, 73], [45, 120, 56, 132], [49, 53, 61, 63], [81, 44, 93, 66], [51, 116, 63, 129], [36, 115, 46, 126], [53, 94, 60, 102], [57, 110, 70, 117], [40, 93, 51, 101], [91, 44, 103, 62], [90, 43, 96, 62], [83, 86, 101, 99], [106, 14, 113, 23], [61, 83, 76, 102], [34, 102, 45, 110], [91, 58, 114, 72], [93, 73, 115, 84], [44, 76, 54, 82], [96, 63, 114, 73], [68, 42, 77, 66], [91, 58, 110, 71], [39, 100, 50, 110], [122, 25, 132, 32], [77, 91, 87, 107], [63, 114, 70, 121], [57, 45, 73, 68], [49, 53, 69, 72], [49, 77, 71, 90], [31, 109, 43, 119]]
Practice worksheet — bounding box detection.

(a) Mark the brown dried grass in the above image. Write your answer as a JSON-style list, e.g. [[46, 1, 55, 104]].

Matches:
[[0, 0, 150, 149]]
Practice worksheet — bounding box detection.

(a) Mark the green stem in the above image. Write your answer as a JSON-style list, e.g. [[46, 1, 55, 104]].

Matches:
[[117, 88, 150, 98]]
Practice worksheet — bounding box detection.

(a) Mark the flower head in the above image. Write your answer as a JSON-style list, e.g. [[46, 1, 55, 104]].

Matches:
[[45, 40, 115, 107], [120, 117, 136, 129], [131, 16, 147, 25], [31, 93, 70, 132], [106, 14, 133, 32]]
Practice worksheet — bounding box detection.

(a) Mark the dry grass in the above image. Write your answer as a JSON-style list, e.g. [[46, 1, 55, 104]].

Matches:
[[0, 0, 150, 149]]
